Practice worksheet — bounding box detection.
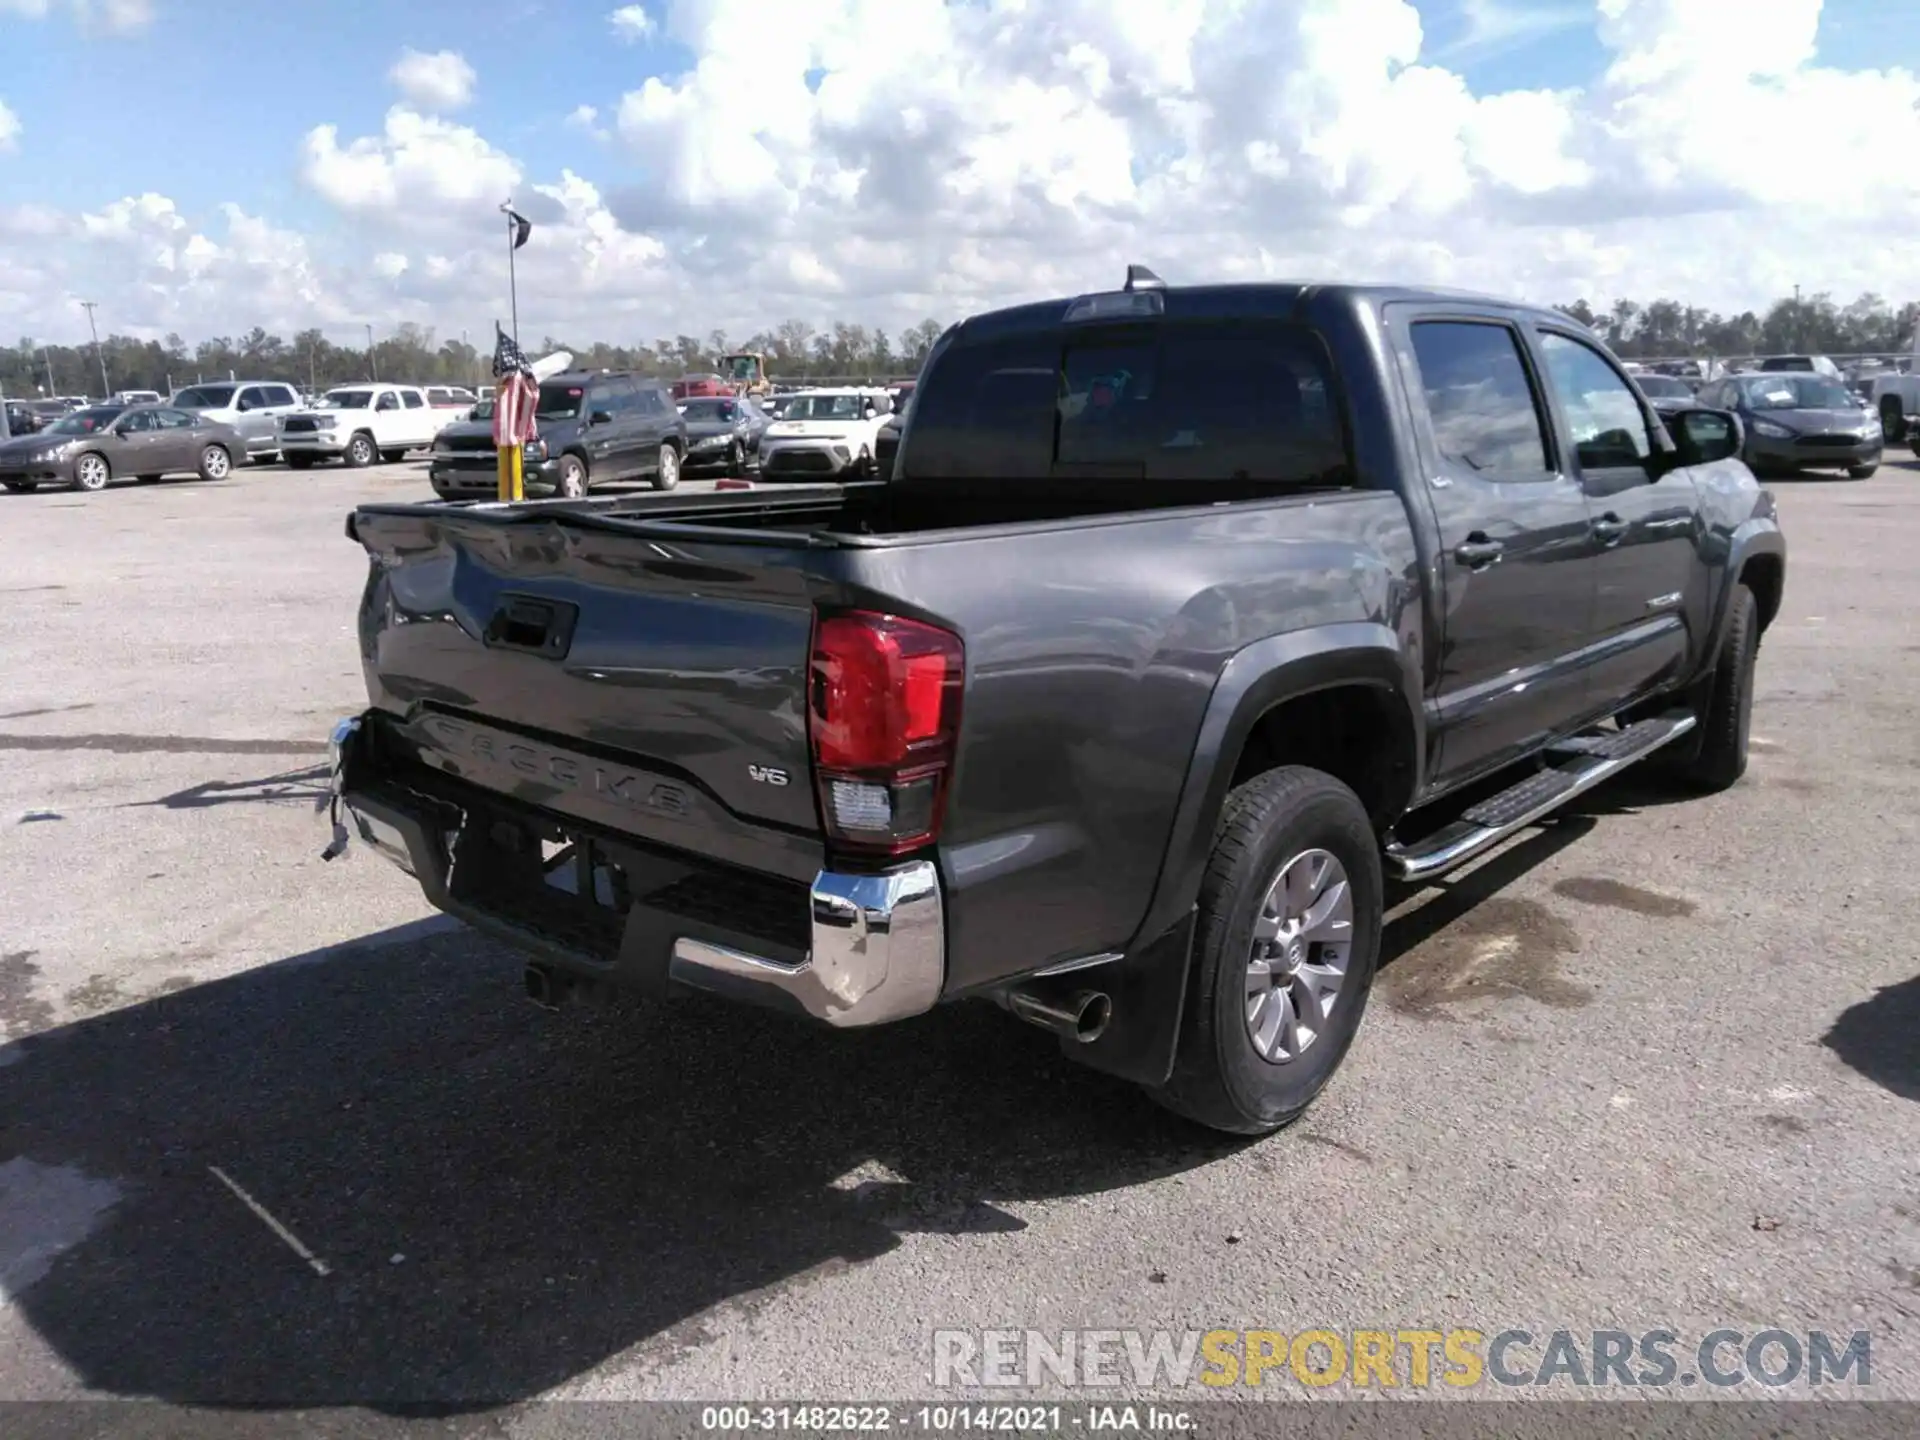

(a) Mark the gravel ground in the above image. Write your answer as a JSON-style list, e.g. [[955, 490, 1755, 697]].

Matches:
[[0, 456, 1915, 1433]]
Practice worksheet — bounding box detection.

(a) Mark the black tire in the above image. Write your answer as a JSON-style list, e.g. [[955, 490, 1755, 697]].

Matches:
[[1671, 584, 1757, 793], [136, 474, 162, 485], [556, 453, 589, 498], [344, 432, 376, 468], [197, 444, 232, 482], [1847, 463, 1878, 480], [72, 452, 111, 492], [3, 480, 37, 494], [1148, 766, 1383, 1135], [726, 441, 744, 477], [286, 453, 315, 470], [1879, 397, 1904, 444], [652, 443, 680, 491], [380, 448, 405, 464]]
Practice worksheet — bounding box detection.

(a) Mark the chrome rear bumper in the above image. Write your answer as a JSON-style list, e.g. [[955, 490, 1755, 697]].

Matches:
[[323, 713, 945, 1027]]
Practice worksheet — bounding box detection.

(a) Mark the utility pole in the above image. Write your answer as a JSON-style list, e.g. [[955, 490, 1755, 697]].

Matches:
[[1793, 284, 1802, 352], [41, 345, 56, 396], [80, 301, 109, 396], [366, 323, 378, 382]]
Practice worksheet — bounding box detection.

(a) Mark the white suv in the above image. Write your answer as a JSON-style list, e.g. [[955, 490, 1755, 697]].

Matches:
[[171, 381, 304, 461], [277, 384, 444, 468], [756, 388, 895, 479]]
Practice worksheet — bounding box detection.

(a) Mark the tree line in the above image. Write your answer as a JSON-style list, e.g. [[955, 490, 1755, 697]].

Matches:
[[1, 317, 952, 400], [1553, 290, 1918, 360], [6, 290, 1917, 401]]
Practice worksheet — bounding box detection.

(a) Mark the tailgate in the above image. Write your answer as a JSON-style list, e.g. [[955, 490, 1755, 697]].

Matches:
[[352, 508, 824, 854]]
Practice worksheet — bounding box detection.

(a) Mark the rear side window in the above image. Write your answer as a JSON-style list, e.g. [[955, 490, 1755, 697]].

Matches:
[[1407, 321, 1551, 477], [402, 390, 425, 410]]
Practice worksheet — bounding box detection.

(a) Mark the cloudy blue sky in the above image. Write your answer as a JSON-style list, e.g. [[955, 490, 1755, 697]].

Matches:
[[2, 0, 1917, 349]]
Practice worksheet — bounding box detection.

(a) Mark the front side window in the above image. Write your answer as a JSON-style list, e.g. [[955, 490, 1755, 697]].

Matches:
[[538, 383, 585, 420], [1407, 321, 1552, 476], [174, 385, 237, 409], [236, 388, 267, 412], [118, 409, 157, 433], [1538, 332, 1651, 469], [375, 392, 400, 412]]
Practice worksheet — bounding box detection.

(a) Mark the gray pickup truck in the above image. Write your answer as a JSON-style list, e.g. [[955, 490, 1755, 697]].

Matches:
[[323, 269, 1785, 1135]]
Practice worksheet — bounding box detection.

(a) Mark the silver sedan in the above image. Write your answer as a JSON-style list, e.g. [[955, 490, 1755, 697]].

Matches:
[[0, 404, 248, 494]]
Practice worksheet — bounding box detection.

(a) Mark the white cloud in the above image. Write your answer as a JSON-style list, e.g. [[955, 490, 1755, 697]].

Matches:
[[0, 0, 151, 32], [300, 106, 520, 220], [1432, 0, 1590, 64], [608, 5, 655, 42], [5, 0, 1920, 351], [387, 48, 477, 111], [566, 104, 609, 140], [0, 98, 19, 152]]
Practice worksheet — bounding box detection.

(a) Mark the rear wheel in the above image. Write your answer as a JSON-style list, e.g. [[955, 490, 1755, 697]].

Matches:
[[380, 448, 405, 464], [286, 453, 315, 470], [1148, 766, 1382, 1135], [198, 444, 232, 481], [1879, 397, 1904, 444], [344, 432, 376, 468], [652, 443, 680, 491], [73, 452, 111, 492], [556, 453, 589, 498]]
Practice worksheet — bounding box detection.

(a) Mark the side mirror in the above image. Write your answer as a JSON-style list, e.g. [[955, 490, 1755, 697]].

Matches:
[[1668, 408, 1742, 467], [590, 409, 614, 426]]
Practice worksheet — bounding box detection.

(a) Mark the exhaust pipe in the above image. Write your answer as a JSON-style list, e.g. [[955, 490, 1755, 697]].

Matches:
[[1007, 985, 1112, 1045]]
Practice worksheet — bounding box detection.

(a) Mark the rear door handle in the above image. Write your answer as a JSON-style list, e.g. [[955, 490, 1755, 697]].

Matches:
[[1592, 514, 1627, 544], [1453, 536, 1504, 568]]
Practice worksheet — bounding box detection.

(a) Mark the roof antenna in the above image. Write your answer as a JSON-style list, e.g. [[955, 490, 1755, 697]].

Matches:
[[1123, 264, 1164, 292]]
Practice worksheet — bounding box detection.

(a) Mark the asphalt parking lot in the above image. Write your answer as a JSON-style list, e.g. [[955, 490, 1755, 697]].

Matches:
[[1, 455, 1916, 1425]]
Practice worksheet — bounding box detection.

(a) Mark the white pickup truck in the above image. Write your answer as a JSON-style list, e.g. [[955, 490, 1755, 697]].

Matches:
[[1868, 369, 1920, 446], [276, 383, 447, 469], [755, 387, 895, 480]]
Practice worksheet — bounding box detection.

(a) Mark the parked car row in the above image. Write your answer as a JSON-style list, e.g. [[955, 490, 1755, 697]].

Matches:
[[425, 373, 906, 501], [0, 381, 481, 495]]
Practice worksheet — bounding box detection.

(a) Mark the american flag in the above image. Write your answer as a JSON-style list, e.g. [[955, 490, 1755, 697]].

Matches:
[[492, 326, 539, 448]]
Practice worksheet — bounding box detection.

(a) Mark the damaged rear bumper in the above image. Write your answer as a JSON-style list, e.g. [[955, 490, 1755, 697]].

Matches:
[[322, 713, 945, 1027]]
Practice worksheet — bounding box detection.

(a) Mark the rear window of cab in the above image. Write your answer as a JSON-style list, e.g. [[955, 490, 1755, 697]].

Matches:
[[904, 321, 1349, 483]]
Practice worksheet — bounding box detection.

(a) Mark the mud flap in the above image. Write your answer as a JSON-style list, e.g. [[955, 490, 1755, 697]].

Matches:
[[1063, 910, 1197, 1088]]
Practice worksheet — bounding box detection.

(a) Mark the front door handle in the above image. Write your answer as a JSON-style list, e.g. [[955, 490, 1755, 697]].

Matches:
[[1592, 514, 1627, 544], [1453, 535, 1504, 568]]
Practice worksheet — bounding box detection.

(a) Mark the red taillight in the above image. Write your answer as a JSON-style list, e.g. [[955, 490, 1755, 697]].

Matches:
[[809, 610, 964, 856]]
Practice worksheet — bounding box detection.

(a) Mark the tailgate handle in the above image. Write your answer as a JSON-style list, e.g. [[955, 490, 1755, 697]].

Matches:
[[484, 595, 579, 658]]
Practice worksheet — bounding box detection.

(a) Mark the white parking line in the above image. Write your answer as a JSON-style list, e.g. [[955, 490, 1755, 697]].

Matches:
[[208, 1166, 332, 1276]]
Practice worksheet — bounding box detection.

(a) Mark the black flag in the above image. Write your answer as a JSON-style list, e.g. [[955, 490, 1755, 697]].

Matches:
[[504, 206, 532, 249]]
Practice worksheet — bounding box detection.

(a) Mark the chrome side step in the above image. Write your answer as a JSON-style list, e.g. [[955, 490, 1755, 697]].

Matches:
[[1385, 712, 1697, 883]]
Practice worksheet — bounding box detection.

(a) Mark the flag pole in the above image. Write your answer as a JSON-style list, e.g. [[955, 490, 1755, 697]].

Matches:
[[505, 202, 520, 346]]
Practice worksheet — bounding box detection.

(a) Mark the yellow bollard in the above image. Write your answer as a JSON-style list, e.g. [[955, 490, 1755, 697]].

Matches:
[[496, 444, 524, 502], [497, 444, 510, 501]]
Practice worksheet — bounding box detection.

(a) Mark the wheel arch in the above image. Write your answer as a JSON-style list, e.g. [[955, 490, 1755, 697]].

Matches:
[[1127, 622, 1422, 954]]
